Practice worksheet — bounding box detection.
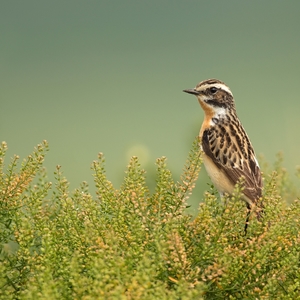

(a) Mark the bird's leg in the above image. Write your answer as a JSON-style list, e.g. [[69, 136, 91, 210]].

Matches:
[[244, 203, 251, 235]]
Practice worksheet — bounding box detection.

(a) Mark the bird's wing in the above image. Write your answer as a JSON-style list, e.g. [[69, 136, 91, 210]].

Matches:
[[202, 124, 262, 203]]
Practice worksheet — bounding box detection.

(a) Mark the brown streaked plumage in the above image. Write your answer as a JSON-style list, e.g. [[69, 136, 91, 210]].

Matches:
[[184, 79, 263, 230]]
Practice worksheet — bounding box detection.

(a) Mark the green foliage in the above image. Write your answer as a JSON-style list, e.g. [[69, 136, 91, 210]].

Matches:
[[0, 139, 300, 299]]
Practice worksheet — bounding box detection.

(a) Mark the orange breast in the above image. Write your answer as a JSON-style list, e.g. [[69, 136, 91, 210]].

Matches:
[[199, 99, 215, 136]]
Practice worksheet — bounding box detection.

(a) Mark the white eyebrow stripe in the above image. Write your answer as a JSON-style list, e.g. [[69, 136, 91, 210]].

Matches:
[[198, 83, 233, 96]]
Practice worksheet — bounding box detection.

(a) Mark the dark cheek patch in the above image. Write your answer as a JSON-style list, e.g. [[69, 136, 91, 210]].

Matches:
[[206, 99, 227, 109]]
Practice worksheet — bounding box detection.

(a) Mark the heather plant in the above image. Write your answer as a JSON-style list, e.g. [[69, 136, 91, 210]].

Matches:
[[0, 139, 299, 299]]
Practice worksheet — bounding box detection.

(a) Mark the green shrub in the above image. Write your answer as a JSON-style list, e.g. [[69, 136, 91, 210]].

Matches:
[[0, 139, 299, 299]]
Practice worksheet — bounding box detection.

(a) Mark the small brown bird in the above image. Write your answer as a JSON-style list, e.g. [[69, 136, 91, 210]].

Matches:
[[184, 79, 263, 231]]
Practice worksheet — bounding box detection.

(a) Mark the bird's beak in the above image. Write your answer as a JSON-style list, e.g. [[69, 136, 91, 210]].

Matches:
[[183, 88, 199, 95]]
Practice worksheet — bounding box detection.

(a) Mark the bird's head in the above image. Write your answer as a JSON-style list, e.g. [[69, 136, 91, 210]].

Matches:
[[183, 79, 236, 113]]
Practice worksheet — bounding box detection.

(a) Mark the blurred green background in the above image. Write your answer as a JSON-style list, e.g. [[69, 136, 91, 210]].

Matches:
[[1, 1, 300, 209]]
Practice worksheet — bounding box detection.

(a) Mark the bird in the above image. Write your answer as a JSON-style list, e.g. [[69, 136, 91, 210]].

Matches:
[[183, 79, 263, 232]]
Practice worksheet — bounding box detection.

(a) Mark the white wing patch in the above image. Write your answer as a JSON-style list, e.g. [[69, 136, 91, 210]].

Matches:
[[254, 156, 260, 167]]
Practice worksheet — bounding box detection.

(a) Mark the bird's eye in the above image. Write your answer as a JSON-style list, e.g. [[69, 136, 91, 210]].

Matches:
[[209, 87, 218, 94]]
